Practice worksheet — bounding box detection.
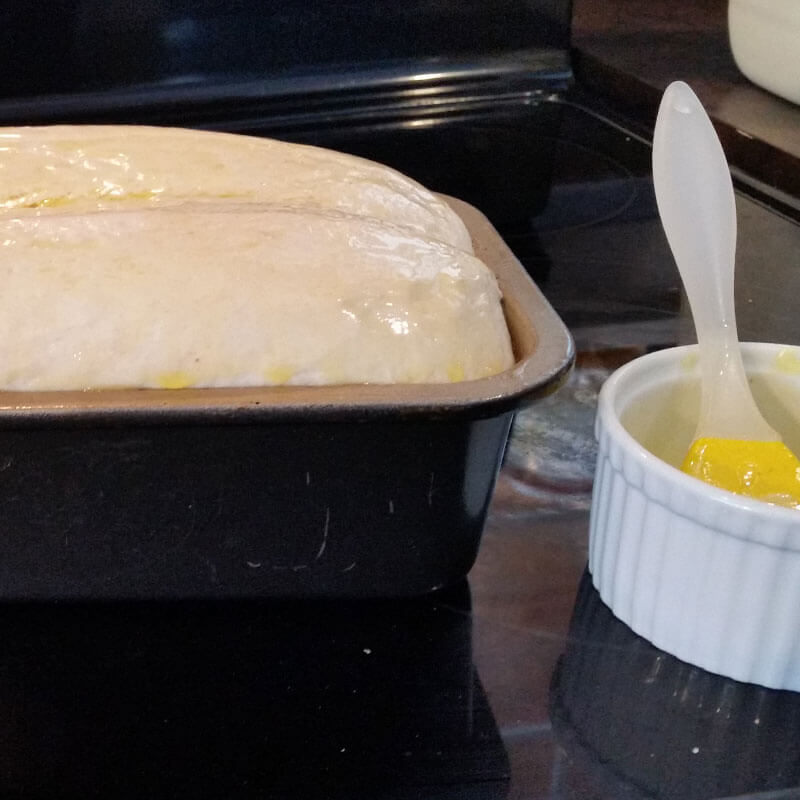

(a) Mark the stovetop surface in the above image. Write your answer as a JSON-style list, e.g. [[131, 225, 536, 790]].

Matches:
[[4, 92, 800, 799]]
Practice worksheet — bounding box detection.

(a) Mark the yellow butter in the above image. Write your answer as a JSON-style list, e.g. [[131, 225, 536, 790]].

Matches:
[[156, 371, 194, 389], [264, 365, 294, 385], [681, 437, 800, 509], [447, 362, 465, 383]]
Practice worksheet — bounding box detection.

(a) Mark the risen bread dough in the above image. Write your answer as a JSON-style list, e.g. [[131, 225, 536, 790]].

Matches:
[[0, 126, 515, 390], [0, 125, 472, 252]]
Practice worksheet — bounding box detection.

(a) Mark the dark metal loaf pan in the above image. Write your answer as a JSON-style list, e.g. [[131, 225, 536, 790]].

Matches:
[[0, 197, 573, 599]]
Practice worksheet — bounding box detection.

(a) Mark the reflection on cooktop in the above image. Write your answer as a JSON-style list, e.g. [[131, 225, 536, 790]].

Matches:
[[0, 584, 508, 799], [550, 571, 800, 800]]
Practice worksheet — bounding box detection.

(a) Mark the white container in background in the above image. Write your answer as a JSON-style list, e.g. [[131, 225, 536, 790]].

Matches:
[[729, 0, 800, 104]]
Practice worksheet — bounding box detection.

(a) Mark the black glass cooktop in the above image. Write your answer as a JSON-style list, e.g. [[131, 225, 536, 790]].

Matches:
[[1, 85, 800, 799]]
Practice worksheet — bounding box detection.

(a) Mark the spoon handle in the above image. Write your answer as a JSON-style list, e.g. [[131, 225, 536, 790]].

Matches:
[[652, 81, 777, 442]]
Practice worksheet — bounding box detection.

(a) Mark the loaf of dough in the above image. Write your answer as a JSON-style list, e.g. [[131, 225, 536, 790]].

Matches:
[[0, 127, 515, 390], [0, 125, 472, 252]]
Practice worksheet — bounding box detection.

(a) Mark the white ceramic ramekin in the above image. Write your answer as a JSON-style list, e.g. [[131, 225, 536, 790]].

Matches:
[[589, 342, 800, 691]]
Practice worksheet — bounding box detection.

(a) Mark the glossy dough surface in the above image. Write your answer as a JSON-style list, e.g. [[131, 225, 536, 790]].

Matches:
[[0, 125, 472, 251], [0, 126, 514, 390]]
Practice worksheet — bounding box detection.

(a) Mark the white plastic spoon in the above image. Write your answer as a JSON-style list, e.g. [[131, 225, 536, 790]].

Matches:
[[652, 80, 800, 506]]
